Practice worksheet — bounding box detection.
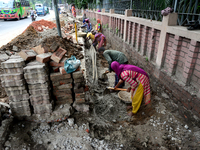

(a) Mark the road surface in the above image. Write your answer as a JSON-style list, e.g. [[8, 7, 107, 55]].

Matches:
[[0, 10, 55, 48]]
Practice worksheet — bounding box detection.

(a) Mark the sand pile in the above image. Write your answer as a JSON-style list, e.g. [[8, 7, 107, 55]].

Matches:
[[25, 19, 57, 32], [0, 26, 39, 51]]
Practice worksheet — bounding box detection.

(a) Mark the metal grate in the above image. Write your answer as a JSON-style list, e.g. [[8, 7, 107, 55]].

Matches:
[[175, 0, 200, 26], [131, 0, 171, 21]]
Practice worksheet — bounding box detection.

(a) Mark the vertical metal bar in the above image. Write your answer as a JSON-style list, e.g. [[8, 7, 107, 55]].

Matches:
[[180, 0, 187, 24], [192, 0, 198, 20], [53, 0, 62, 37], [130, 0, 132, 9], [174, 0, 178, 12], [186, 0, 192, 23]]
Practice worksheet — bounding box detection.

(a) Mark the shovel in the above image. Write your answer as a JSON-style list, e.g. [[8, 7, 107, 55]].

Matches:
[[103, 87, 127, 95]]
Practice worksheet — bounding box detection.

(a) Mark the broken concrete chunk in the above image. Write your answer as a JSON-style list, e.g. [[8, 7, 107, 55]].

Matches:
[[19, 50, 37, 61], [36, 53, 52, 63], [0, 53, 9, 61], [50, 47, 67, 63], [12, 45, 19, 52], [73, 102, 89, 112], [32, 45, 48, 54]]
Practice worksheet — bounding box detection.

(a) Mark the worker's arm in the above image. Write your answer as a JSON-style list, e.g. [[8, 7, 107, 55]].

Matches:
[[121, 71, 138, 90], [87, 23, 92, 32], [114, 79, 124, 89], [81, 24, 87, 28]]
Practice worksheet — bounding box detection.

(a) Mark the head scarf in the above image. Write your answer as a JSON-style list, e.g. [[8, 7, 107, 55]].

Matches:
[[97, 19, 101, 23], [111, 61, 149, 79]]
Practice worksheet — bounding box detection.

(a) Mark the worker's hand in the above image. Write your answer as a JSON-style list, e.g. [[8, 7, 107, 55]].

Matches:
[[105, 70, 109, 74], [127, 87, 131, 92]]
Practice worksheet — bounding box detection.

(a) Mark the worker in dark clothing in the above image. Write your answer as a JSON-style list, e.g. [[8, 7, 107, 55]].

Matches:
[[98, 47, 128, 88]]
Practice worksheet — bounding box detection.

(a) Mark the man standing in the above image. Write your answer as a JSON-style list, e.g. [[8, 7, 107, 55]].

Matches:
[[98, 48, 128, 88]]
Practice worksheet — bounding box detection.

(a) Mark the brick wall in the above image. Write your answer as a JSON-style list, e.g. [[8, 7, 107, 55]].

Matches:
[[87, 10, 200, 126], [163, 34, 175, 72], [191, 45, 200, 89]]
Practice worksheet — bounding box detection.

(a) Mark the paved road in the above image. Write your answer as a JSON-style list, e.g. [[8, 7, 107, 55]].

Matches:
[[0, 10, 55, 48]]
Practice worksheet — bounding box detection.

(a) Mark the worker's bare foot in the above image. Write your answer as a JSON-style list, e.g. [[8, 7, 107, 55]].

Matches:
[[126, 106, 133, 111], [127, 112, 134, 116]]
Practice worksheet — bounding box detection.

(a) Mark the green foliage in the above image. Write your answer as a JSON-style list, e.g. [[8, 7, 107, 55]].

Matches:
[[106, 23, 108, 28], [93, 17, 96, 21], [115, 27, 119, 34], [145, 56, 148, 62]]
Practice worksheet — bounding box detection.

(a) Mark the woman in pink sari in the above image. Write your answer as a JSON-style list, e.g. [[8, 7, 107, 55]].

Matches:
[[71, 4, 76, 18], [111, 61, 151, 116]]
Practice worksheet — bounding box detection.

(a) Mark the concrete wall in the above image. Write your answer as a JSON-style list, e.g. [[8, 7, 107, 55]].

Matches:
[[85, 9, 200, 126]]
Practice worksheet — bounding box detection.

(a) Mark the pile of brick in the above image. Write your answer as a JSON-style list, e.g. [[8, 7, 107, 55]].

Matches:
[[24, 61, 53, 115], [0, 56, 31, 117]]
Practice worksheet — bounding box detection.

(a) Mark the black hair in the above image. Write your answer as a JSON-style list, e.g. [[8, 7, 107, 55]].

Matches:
[[98, 47, 105, 53]]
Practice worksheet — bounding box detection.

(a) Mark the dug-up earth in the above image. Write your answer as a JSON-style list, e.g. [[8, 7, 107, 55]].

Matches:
[[1, 13, 200, 150]]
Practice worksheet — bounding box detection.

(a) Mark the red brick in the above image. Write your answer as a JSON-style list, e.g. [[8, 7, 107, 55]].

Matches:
[[52, 66, 59, 72], [53, 83, 72, 90], [50, 72, 71, 81], [55, 99, 73, 105], [51, 47, 67, 63], [36, 53, 52, 63], [75, 93, 85, 99], [32, 45, 48, 54], [59, 67, 67, 74], [75, 97, 85, 104], [19, 50, 37, 61], [49, 57, 67, 67], [53, 89, 72, 96], [50, 41, 59, 52]]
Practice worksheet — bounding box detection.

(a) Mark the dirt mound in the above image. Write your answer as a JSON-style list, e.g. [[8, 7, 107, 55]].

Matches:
[[25, 19, 57, 32], [0, 26, 39, 51], [42, 36, 83, 59]]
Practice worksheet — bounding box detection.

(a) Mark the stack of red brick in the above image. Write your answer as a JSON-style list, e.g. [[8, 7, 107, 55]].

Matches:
[[72, 70, 89, 112], [0, 55, 31, 117], [50, 73, 73, 105]]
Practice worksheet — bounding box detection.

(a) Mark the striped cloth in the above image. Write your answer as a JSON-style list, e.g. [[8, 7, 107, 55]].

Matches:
[[121, 70, 151, 104]]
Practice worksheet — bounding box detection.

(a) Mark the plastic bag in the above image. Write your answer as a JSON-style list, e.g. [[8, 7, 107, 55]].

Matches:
[[64, 55, 81, 74]]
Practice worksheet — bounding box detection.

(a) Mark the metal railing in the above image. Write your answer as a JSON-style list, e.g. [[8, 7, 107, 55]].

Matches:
[[115, 9, 125, 15], [175, 0, 200, 26], [89, 0, 200, 26]]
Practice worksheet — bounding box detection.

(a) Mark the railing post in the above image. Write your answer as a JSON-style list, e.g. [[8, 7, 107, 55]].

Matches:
[[156, 13, 178, 68], [101, 8, 105, 13], [123, 9, 133, 41], [110, 9, 114, 14]]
